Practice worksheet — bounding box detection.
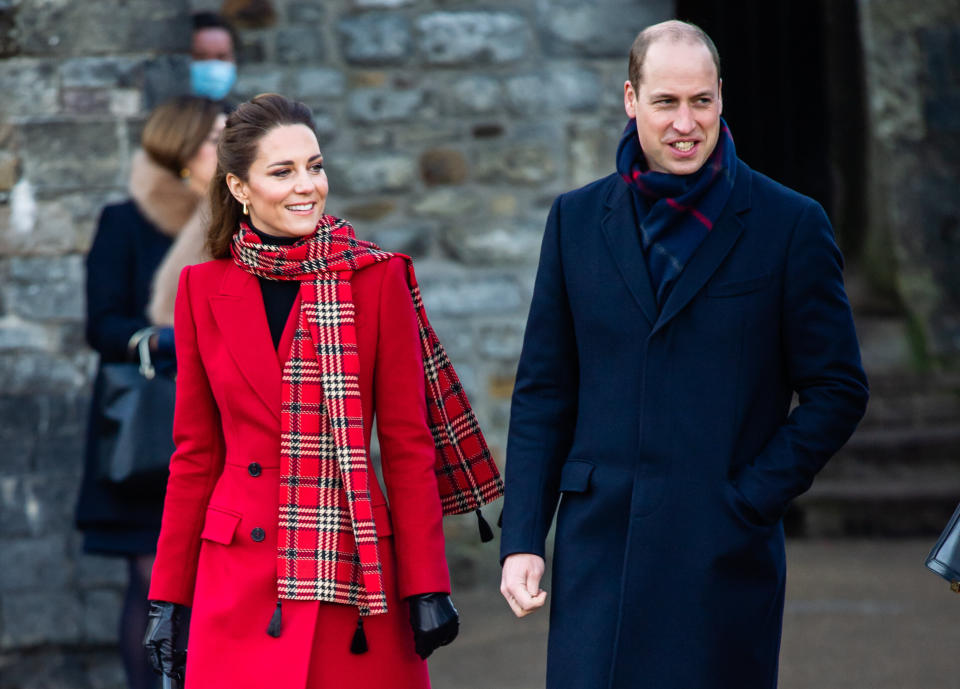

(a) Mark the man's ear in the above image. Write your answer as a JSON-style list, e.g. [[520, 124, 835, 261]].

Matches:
[[225, 172, 246, 204], [623, 80, 638, 119], [718, 78, 723, 116]]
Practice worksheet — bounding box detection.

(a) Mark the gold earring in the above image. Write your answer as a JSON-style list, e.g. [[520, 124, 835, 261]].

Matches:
[[242, 201, 248, 215]]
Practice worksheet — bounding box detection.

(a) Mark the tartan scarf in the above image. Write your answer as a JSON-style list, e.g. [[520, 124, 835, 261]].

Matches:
[[615, 117, 737, 305], [231, 216, 503, 616]]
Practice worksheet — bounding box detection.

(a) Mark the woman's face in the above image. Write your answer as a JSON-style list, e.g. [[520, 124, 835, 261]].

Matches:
[[227, 124, 328, 239], [185, 113, 226, 194]]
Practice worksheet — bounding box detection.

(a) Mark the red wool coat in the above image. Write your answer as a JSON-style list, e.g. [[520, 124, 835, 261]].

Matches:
[[149, 256, 450, 689]]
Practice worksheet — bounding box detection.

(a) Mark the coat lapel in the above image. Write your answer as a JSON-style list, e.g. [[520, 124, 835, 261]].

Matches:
[[209, 263, 283, 422], [652, 160, 753, 335], [601, 177, 658, 326]]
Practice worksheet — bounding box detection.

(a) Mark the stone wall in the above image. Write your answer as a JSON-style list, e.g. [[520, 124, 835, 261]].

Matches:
[[0, 0, 671, 686], [858, 0, 960, 365]]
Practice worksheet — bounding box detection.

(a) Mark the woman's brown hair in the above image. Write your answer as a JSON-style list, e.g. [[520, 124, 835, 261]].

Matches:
[[207, 93, 318, 258], [141, 95, 223, 175]]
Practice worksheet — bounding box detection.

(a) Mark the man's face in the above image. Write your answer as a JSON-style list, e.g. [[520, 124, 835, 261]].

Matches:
[[192, 27, 235, 63], [624, 39, 722, 175]]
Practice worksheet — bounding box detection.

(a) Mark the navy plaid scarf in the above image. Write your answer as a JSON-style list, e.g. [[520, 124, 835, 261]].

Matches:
[[615, 117, 737, 305]]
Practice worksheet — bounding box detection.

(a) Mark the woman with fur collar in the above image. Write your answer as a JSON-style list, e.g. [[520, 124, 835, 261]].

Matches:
[[75, 95, 225, 689]]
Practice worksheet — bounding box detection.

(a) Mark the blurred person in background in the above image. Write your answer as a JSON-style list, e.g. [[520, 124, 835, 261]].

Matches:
[[190, 11, 238, 103], [75, 95, 226, 689], [142, 93, 500, 689]]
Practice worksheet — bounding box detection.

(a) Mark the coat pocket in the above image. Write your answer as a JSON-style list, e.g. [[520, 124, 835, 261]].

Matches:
[[707, 273, 771, 298], [559, 460, 595, 494], [200, 505, 242, 545]]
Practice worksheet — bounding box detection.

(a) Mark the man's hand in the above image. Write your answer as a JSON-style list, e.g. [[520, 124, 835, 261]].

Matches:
[[500, 553, 547, 618]]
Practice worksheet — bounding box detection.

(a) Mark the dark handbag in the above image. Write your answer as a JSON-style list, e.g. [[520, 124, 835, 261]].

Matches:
[[95, 328, 176, 491], [925, 502, 960, 592]]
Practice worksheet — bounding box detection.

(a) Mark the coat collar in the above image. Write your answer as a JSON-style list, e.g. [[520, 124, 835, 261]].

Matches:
[[208, 262, 298, 423], [128, 150, 201, 238], [601, 160, 753, 332]]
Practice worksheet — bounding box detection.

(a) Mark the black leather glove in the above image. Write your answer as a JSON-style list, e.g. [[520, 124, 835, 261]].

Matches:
[[407, 592, 459, 660], [143, 600, 189, 681]]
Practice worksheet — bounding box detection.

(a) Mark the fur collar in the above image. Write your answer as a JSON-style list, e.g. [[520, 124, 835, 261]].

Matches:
[[128, 150, 200, 238]]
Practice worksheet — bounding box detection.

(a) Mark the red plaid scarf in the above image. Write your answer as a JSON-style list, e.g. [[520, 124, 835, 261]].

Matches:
[[231, 216, 503, 616]]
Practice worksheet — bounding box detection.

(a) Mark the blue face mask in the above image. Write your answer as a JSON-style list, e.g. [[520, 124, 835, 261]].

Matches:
[[190, 60, 237, 101]]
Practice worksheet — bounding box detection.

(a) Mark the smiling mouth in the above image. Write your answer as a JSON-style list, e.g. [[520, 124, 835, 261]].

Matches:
[[670, 141, 696, 152], [286, 202, 315, 212]]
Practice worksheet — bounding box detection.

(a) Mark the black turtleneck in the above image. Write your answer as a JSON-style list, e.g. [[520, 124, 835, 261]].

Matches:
[[250, 226, 300, 349]]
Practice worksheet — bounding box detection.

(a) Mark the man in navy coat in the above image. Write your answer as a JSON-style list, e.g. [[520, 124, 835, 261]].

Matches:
[[499, 19, 869, 689]]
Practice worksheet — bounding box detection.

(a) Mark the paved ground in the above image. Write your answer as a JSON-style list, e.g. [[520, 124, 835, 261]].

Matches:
[[429, 539, 960, 689]]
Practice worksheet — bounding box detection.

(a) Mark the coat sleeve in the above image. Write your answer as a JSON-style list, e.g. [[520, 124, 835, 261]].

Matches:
[[85, 205, 150, 361], [500, 196, 580, 562], [149, 265, 226, 605], [733, 200, 869, 523], [374, 257, 450, 599]]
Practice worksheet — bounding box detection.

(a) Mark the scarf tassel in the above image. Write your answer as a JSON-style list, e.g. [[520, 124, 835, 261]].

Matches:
[[350, 614, 369, 654], [266, 600, 282, 638], [476, 508, 494, 543]]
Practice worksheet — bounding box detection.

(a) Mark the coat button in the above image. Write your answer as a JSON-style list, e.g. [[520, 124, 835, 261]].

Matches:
[[251, 527, 265, 542], [248, 462, 262, 477]]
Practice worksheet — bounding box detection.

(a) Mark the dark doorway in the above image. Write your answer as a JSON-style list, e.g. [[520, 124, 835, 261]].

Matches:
[[674, 0, 868, 257]]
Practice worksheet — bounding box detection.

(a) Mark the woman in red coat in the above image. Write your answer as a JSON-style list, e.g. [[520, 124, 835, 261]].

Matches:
[[143, 93, 501, 688]]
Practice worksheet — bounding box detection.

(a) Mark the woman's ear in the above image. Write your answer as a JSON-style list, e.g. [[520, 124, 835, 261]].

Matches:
[[225, 172, 246, 205]]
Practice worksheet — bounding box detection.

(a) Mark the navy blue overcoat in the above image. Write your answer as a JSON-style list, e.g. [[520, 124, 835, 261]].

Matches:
[[500, 161, 869, 689]]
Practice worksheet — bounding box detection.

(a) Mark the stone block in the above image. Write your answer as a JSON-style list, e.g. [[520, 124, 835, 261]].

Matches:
[[275, 26, 326, 64], [416, 12, 531, 66], [233, 64, 285, 100], [567, 121, 622, 189], [82, 589, 122, 644], [474, 143, 557, 186], [348, 88, 424, 123], [34, 391, 88, 474], [0, 472, 80, 538], [477, 320, 526, 361], [0, 534, 71, 591], [329, 154, 416, 194], [341, 199, 397, 222], [353, 0, 414, 7], [61, 88, 112, 115], [0, 58, 58, 117], [20, 121, 123, 191], [143, 55, 191, 110], [294, 68, 346, 99], [412, 188, 481, 218], [505, 66, 603, 114], [5, 255, 84, 322], [414, 266, 524, 317], [339, 13, 411, 65], [0, 591, 82, 648], [0, 351, 88, 396], [362, 224, 433, 258], [59, 56, 143, 88], [110, 89, 142, 117], [446, 75, 503, 115], [441, 221, 544, 266], [536, 0, 672, 58], [1, 190, 110, 255], [0, 393, 39, 473], [16, 1, 190, 57], [419, 149, 469, 186], [285, 2, 325, 24]]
